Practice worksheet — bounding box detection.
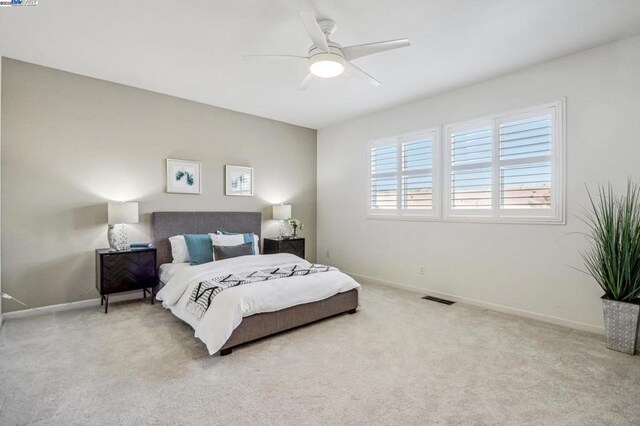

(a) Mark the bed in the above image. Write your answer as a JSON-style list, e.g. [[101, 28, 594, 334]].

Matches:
[[152, 211, 360, 356]]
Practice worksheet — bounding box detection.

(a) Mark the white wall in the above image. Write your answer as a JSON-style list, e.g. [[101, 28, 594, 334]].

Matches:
[[0, 56, 3, 328], [1, 59, 317, 313], [318, 35, 640, 333]]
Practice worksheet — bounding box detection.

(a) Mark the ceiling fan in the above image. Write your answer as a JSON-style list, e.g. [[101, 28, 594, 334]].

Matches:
[[247, 11, 410, 90]]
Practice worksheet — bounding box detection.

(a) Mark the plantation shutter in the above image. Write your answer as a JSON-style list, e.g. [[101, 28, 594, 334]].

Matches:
[[445, 101, 563, 223], [401, 137, 433, 210], [499, 113, 552, 210], [370, 142, 398, 211], [369, 129, 438, 217], [450, 126, 493, 210]]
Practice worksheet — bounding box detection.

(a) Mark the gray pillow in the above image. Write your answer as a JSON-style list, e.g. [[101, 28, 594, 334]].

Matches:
[[213, 242, 254, 261]]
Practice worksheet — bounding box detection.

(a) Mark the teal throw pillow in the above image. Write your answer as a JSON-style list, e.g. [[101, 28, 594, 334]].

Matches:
[[183, 234, 213, 265]]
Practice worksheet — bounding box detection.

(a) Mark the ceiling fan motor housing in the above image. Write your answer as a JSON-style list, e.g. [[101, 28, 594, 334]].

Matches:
[[308, 41, 345, 58]]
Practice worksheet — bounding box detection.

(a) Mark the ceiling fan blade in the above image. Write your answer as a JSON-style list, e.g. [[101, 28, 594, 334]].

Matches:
[[243, 54, 307, 60], [298, 11, 330, 52], [298, 73, 314, 90], [345, 62, 382, 87], [343, 38, 410, 61]]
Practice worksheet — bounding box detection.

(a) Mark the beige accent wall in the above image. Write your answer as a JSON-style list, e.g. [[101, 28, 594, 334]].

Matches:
[[317, 35, 640, 333], [1, 58, 317, 313]]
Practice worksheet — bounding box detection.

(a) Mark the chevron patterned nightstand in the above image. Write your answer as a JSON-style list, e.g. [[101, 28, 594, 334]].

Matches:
[[95, 248, 157, 313], [263, 237, 305, 259]]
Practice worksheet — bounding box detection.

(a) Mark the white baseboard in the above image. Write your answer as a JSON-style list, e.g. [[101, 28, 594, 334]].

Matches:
[[347, 271, 605, 335], [2, 292, 144, 321]]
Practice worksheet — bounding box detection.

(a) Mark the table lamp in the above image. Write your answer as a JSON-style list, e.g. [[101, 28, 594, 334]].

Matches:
[[272, 204, 291, 238]]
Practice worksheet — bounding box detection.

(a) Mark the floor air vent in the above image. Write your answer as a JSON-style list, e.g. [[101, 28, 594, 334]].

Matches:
[[422, 295, 456, 305]]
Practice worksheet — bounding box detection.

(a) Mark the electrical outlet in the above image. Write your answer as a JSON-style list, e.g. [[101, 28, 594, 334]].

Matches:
[[419, 266, 425, 275], [325, 250, 330, 258]]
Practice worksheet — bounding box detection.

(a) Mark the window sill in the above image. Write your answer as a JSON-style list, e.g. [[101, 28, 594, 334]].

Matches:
[[443, 215, 566, 225], [367, 214, 441, 222]]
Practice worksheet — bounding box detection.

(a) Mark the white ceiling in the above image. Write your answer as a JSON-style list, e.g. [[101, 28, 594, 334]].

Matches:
[[1, 0, 640, 129]]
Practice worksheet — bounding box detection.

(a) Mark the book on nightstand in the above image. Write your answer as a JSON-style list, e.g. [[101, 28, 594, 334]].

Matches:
[[130, 243, 153, 249]]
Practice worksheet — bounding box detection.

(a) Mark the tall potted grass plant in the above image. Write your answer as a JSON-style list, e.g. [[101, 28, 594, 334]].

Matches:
[[581, 181, 640, 354]]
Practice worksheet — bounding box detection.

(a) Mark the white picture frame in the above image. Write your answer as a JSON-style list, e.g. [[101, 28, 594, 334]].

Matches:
[[166, 158, 201, 194], [225, 165, 253, 196]]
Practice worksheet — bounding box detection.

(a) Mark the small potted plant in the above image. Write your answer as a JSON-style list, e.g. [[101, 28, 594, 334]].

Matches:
[[581, 181, 640, 354], [288, 218, 304, 238]]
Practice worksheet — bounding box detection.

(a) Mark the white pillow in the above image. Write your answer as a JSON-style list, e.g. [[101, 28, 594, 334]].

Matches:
[[169, 235, 190, 263], [210, 233, 259, 259]]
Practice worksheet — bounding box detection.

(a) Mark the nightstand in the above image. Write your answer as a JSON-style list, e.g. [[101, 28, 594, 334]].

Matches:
[[95, 248, 158, 313], [263, 237, 305, 259]]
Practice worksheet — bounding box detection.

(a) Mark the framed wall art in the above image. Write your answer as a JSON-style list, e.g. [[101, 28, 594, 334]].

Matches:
[[225, 165, 253, 196], [166, 158, 201, 194]]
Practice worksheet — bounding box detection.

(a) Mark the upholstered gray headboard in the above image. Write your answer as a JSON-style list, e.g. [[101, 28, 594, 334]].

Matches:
[[152, 211, 262, 266]]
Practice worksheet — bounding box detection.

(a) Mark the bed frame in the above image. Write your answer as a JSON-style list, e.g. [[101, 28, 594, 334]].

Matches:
[[152, 211, 358, 356]]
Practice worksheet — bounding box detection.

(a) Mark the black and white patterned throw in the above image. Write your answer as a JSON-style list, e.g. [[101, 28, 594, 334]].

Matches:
[[185, 264, 338, 319]]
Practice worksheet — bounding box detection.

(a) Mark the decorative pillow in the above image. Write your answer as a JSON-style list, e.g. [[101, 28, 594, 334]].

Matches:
[[169, 235, 190, 263], [183, 234, 214, 265], [213, 242, 254, 261], [214, 231, 259, 255]]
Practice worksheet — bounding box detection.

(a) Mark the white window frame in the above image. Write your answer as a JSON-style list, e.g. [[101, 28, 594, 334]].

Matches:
[[443, 100, 565, 224], [367, 127, 441, 221]]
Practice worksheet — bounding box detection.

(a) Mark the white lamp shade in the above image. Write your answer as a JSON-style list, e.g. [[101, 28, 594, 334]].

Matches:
[[273, 204, 291, 220], [108, 202, 139, 224]]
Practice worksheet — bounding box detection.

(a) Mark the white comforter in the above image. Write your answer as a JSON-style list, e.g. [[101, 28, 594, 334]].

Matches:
[[156, 253, 361, 355]]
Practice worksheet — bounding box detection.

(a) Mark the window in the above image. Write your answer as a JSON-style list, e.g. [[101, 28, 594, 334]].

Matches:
[[368, 129, 439, 219], [444, 101, 564, 223]]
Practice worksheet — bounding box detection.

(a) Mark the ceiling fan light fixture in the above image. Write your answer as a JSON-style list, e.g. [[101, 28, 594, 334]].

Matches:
[[309, 53, 345, 78], [251, 12, 410, 89]]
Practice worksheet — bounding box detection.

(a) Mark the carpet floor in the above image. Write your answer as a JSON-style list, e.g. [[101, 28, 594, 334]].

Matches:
[[1, 282, 639, 425]]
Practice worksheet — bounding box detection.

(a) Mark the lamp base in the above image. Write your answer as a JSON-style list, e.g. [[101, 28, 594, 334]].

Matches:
[[107, 225, 118, 250], [107, 224, 130, 251], [278, 221, 287, 238]]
